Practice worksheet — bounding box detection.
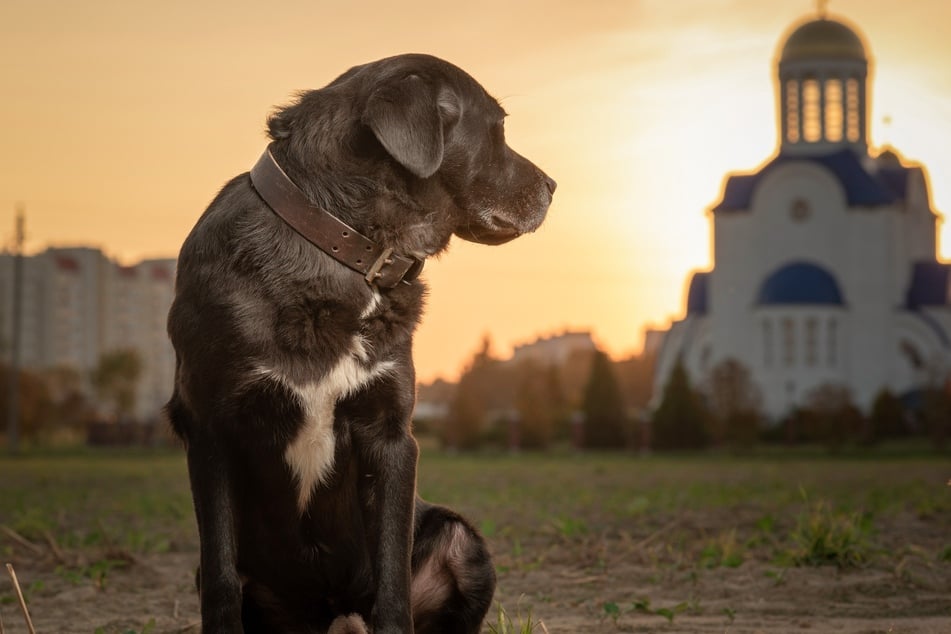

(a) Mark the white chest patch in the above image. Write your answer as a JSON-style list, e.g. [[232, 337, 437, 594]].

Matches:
[[259, 332, 394, 513]]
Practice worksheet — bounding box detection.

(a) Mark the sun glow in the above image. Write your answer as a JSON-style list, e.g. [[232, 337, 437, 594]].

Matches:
[[1, 0, 951, 384]]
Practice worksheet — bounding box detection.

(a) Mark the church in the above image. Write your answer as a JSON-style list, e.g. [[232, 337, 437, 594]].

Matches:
[[653, 10, 951, 420]]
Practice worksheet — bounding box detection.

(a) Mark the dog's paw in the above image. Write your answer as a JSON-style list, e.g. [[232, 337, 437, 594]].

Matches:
[[328, 614, 370, 634]]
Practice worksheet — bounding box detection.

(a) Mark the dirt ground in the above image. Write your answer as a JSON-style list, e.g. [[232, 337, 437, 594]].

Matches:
[[1, 454, 949, 633], [2, 512, 949, 633]]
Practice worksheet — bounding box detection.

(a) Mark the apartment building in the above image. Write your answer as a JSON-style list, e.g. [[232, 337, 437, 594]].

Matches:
[[0, 246, 176, 421]]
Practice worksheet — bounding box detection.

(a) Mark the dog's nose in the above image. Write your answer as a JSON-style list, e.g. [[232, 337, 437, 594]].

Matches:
[[545, 176, 557, 196]]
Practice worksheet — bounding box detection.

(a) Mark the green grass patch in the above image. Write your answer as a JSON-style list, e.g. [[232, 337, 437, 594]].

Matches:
[[786, 497, 874, 568]]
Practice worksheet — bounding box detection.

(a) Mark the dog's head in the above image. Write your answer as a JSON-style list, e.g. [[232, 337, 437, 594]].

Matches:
[[267, 54, 555, 251]]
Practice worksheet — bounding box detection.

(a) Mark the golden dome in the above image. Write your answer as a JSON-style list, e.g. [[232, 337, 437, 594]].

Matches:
[[780, 18, 867, 62]]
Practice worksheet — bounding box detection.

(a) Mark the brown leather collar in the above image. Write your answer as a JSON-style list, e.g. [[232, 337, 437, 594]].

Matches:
[[249, 145, 423, 288]]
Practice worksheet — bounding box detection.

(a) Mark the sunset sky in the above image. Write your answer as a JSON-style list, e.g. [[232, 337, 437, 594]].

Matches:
[[2, 0, 950, 382]]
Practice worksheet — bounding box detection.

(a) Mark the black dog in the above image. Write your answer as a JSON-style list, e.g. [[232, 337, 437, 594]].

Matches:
[[166, 53, 555, 634]]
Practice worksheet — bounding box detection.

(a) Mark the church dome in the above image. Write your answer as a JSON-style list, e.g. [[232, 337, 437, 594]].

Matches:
[[780, 18, 866, 62], [756, 262, 845, 306]]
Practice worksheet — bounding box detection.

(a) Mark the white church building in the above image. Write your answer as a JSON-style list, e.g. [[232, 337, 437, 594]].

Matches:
[[653, 12, 951, 420]]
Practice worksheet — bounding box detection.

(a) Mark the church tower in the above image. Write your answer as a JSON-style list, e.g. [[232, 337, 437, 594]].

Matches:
[[778, 15, 869, 155], [651, 8, 951, 422]]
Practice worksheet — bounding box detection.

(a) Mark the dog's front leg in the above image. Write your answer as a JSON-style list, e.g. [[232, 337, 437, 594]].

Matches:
[[186, 432, 244, 633], [369, 432, 419, 634]]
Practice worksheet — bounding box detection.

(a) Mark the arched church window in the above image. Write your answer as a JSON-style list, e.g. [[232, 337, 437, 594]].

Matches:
[[827, 318, 838, 367], [785, 79, 800, 142], [762, 318, 773, 367], [846, 78, 860, 142], [802, 79, 821, 142], [782, 318, 796, 367], [824, 79, 843, 142], [805, 317, 818, 366]]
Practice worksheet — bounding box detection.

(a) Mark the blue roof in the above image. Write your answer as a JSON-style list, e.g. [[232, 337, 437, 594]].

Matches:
[[686, 272, 709, 315], [714, 149, 910, 212], [906, 261, 950, 307], [756, 262, 845, 306]]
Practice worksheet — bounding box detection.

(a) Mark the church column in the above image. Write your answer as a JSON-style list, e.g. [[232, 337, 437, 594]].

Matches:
[[796, 74, 805, 143], [858, 76, 867, 146], [839, 75, 848, 141]]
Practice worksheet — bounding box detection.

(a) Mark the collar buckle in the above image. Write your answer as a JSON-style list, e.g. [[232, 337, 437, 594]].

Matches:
[[365, 247, 395, 285]]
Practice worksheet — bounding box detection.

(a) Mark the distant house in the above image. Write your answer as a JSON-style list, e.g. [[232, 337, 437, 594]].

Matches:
[[510, 330, 597, 366], [653, 11, 950, 420], [414, 330, 600, 423]]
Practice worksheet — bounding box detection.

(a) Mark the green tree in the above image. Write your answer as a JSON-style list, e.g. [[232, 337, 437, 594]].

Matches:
[[0, 365, 55, 443], [446, 335, 501, 449], [614, 350, 657, 412], [868, 388, 906, 444], [922, 387, 950, 451], [651, 358, 709, 450], [799, 383, 863, 451], [580, 349, 627, 448], [513, 360, 549, 449], [704, 358, 762, 451], [90, 349, 142, 422]]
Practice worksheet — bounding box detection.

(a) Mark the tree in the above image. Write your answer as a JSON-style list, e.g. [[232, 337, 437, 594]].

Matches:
[[0, 365, 54, 443], [704, 358, 763, 451], [558, 348, 596, 407], [921, 386, 950, 451], [651, 358, 709, 450], [580, 349, 627, 448], [445, 335, 503, 449], [867, 388, 906, 444], [614, 351, 657, 412], [43, 365, 94, 437], [920, 362, 951, 451], [90, 349, 142, 422], [799, 383, 863, 451], [512, 360, 551, 449]]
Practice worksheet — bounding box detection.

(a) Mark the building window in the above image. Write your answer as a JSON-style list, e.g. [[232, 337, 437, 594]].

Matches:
[[846, 78, 860, 142], [802, 78, 821, 142], [763, 319, 773, 368], [805, 317, 818, 366], [827, 317, 838, 367], [823, 79, 843, 142], [782, 318, 796, 367], [786, 79, 800, 142]]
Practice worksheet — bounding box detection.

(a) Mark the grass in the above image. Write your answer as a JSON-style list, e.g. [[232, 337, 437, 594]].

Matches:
[[0, 449, 195, 559], [488, 600, 547, 634], [2, 450, 948, 555], [0, 446, 949, 631], [787, 496, 874, 568]]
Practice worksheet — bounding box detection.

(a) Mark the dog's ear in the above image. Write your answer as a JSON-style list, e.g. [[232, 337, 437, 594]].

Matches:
[[364, 75, 459, 179]]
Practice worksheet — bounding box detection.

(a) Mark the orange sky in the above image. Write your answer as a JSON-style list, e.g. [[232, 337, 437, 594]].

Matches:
[[2, 0, 950, 382]]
